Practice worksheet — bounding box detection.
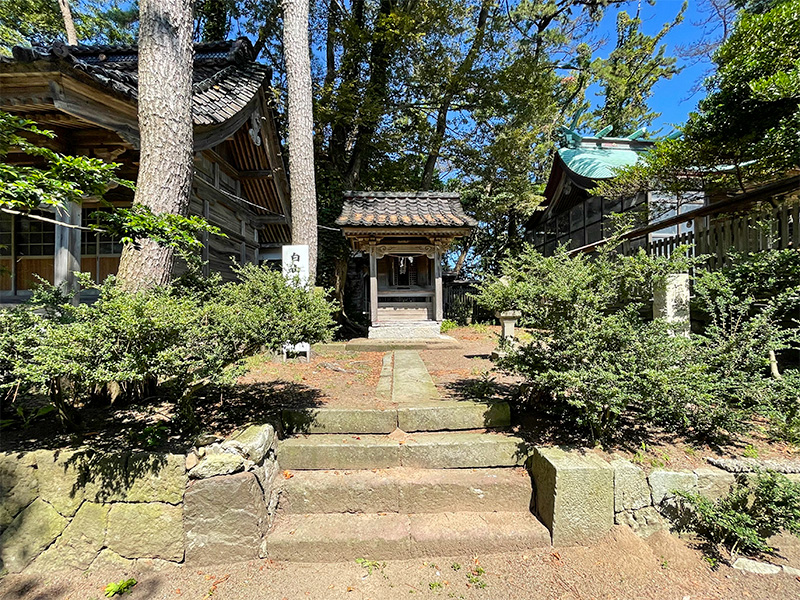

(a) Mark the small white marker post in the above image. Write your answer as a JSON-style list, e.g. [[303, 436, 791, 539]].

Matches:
[[282, 244, 311, 362]]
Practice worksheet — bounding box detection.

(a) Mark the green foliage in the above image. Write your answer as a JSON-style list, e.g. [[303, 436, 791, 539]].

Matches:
[[93, 206, 220, 252], [598, 0, 800, 200], [588, 5, 686, 136], [675, 471, 800, 561], [356, 558, 386, 576], [440, 319, 458, 334], [104, 578, 137, 597], [476, 243, 800, 444], [0, 111, 131, 213], [0, 0, 137, 56], [1, 267, 337, 431]]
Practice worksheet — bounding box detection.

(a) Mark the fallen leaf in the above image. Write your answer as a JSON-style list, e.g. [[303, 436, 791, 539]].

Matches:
[[283, 470, 294, 479]]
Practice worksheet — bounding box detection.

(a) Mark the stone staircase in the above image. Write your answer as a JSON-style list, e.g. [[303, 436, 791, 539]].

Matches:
[[262, 350, 550, 561]]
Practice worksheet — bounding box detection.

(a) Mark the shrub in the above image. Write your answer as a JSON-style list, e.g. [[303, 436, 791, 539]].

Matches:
[[1, 266, 337, 430], [674, 471, 800, 562], [476, 241, 800, 445]]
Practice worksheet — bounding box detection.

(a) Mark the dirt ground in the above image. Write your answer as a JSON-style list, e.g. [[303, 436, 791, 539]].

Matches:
[[2, 527, 799, 600]]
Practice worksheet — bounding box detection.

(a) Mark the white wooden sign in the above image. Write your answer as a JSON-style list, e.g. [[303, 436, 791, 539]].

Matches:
[[282, 244, 310, 286], [281, 244, 311, 361]]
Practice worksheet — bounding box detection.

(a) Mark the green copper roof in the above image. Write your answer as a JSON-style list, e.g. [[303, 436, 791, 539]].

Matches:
[[558, 141, 652, 180]]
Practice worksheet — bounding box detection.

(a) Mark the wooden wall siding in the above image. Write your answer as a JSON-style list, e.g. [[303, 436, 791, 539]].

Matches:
[[79, 256, 120, 282], [0, 258, 11, 291], [15, 258, 54, 290]]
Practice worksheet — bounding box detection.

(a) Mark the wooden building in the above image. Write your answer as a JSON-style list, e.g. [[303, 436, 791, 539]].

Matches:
[[526, 127, 703, 256], [336, 191, 475, 338], [0, 38, 290, 301]]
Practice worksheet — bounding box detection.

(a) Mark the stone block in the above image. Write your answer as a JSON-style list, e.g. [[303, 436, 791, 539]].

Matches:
[[611, 459, 651, 511], [615, 506, 667, 538], [278, 435, 401, 470], [397, 401, 511, 432], [368, 323, 442, 339], [648, 470, 697, 504], [0, 498, 68, 573], [106, 502, 184, 561], [409, 511, 550, 556], [266, 513, 411, 561], [279, 469, 400, 514], [31, 501, 109, 572], [224, 424, 276, 463], [90, 548, 136, 571], [694, 467, 736, 501], [34, 449, 85, 517], [0, 451, 38, 532], [529, 447, 614, 546], [732, 557, 781, 574], [77, 451, 130, 504], [184, 471, 267, 565], [188, 453, 245, 479], [125, 453, 187, 504], [653, 272, 690, 337], [400, 432, 525, 468], [283, 408, 397, 435]]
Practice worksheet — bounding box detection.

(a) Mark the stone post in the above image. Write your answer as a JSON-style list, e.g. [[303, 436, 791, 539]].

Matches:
[[653, 272, 690, 337], [496, 310, 521, 341]]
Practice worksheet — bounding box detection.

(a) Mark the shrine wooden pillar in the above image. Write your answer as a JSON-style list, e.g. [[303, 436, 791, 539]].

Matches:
[[433, 245, 443, 321], [369, 242, 378, 324]]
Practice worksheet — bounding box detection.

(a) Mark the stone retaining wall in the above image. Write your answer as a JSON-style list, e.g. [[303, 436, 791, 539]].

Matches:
[[0, 424, 278, 573], [529, 447, 800, 546]]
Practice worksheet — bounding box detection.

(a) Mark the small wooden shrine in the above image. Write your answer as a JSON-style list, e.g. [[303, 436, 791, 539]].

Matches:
[[336, 191, 476, 338]]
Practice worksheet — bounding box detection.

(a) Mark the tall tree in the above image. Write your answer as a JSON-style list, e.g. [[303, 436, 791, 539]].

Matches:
[[116, 0, 194, 291], [589, 4, 686, 136], [282, 0, 319, 280], [597, 0, 800, 200], [0, 0, 138, 55], [57, 0, 78, 45]]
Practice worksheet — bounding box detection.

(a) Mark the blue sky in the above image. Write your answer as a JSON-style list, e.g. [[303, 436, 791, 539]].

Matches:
[[588, 0, 719, 135]]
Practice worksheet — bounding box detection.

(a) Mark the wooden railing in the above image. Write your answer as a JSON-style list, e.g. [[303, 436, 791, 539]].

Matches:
[[622, 203, 800, 268]]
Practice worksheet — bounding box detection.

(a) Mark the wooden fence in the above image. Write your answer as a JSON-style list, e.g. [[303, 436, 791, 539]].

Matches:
[[629, 204, 800, 268]]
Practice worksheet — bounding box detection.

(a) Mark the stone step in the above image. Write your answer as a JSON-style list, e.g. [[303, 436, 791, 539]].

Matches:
[[398, 401, 510, 432], [281, 401, 510, 435], [345, 338, 460, 351], [265, 511, 550, 562], [278, 467, 532, 514], [278, 432, 527, 470]]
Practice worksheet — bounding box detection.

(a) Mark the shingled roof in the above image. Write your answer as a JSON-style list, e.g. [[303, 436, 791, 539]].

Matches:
[[0, 38, 269, 127], [336, 191, 477, 228]]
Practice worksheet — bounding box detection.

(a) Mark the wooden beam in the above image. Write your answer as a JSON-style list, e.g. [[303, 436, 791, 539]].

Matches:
[[202, 149, 240, 179], [49, 80, 139, 148], [238, 170, 274, 179]]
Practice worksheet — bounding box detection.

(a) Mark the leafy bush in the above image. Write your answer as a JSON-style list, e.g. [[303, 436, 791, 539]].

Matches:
[[675, 471, 800, 562], [476, 243, 699, 443], [1, 266, 337, 430], [476, 242, 800, 445]]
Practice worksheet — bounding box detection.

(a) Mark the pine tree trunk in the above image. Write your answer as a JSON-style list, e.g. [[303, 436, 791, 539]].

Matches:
[[282, 0, 318, 281], [58, 0, 78, 46], [117, 0, 194, 292]]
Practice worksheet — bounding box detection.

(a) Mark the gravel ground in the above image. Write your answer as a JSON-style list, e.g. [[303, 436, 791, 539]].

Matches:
[[2, 527, 799, 600]]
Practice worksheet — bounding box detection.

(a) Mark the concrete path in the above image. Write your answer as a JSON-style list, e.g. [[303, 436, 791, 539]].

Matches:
[[391, 350, 439, 404]]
